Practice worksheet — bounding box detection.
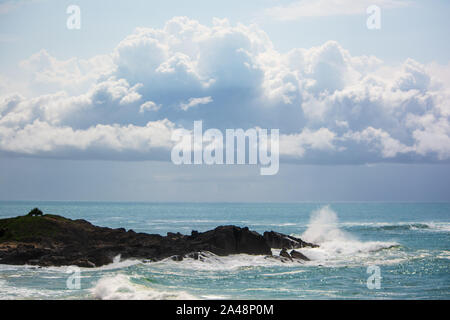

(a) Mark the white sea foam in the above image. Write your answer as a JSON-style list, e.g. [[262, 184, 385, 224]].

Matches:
[[90, 274, 196, 300], [437, 250, 450, 260], [91, 255, 142, 271], [149, 251, 291, 272], [418, 222, 450, 232], [30, 255, 142, 273]]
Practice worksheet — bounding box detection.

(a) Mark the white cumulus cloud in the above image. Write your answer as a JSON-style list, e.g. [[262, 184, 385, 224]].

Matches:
[[0, 16, 448, 165], [180, 96, 213, 111]]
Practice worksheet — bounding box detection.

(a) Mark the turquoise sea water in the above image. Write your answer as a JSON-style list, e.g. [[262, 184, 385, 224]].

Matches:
[[0, 202, 449, 299]]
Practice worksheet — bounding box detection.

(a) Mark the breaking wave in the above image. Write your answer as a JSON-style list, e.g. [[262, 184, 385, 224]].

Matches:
[[90, 274, 196, 300], [342, 221, 450, 233], [296, 206, 400, 263]]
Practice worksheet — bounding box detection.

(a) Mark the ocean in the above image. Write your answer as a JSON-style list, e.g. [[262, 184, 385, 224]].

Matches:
[[0, 201, 449, 300]]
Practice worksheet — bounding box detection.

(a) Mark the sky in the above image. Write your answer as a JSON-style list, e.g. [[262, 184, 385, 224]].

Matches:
[[0, 0, 449, 201]]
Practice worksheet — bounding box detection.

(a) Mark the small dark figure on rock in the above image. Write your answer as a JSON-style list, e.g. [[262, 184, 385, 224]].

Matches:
[[27, 208, 43, 217], [191, 230, 199, 238]]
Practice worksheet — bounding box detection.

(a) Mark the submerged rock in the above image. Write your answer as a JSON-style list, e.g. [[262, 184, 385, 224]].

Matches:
[[290, 249, 310, 261], [263, 231, 318, 249], [280, 248, 292, 261]]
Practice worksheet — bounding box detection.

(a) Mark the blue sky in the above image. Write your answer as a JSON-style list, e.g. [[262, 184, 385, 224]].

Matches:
[[1, 0, 449, 67], [0, 0, 449, 201]]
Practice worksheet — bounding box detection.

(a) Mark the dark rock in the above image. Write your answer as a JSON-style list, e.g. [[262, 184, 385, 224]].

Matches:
[[0, 228, 6, 237], [171, 255, 183, 261], [186, 252, 199, 260], [263, 231, 318, 249], [196, 225, 272, 256], [279, 248, 292, 261], [290, 250, 310, 261], [72, 259, 96, 268], [167, 232, 184, 239]]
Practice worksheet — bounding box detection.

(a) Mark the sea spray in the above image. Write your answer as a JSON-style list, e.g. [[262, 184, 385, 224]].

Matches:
[[299, 206, 399, 262], [301, 205, 355, 244]]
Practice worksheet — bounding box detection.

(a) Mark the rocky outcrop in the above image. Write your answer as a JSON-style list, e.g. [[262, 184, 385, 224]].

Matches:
[[0, 214, 316, 267]]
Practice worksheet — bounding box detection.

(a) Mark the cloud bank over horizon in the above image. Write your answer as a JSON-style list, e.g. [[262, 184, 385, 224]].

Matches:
[[0, 16, 449, 165]]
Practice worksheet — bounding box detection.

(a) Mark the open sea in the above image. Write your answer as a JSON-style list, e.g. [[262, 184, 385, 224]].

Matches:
[[0, 201, 449, 300]]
